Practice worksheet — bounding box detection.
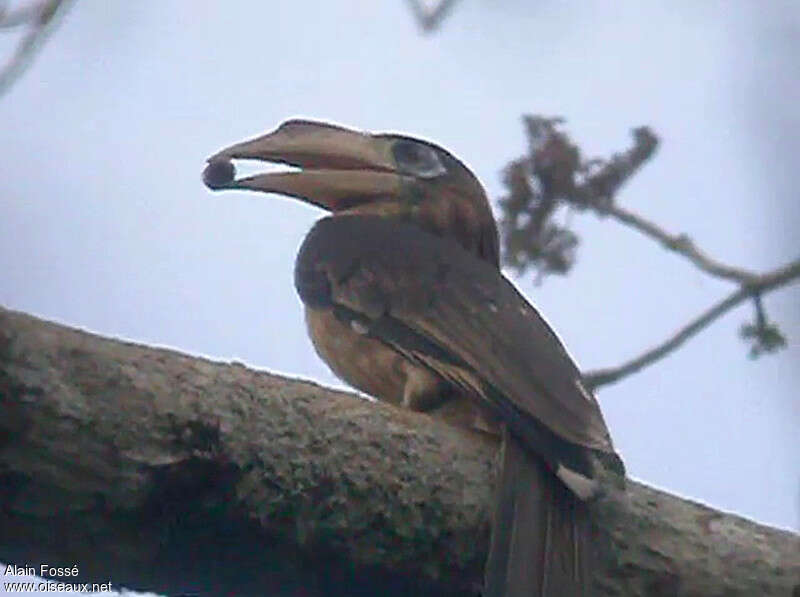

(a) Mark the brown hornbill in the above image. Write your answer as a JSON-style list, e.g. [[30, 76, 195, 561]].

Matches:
[[204, 119, 624, 596]]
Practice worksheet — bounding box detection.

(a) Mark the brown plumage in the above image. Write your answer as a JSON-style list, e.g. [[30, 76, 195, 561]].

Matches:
[[205, 119, 624, 596]]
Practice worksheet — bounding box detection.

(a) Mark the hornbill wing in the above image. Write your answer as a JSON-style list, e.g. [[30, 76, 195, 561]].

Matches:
[[295, 215, 616, 466]]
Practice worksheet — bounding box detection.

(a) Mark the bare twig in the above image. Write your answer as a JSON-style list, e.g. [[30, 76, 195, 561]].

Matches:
[[753, 293, 767, 329], [405, 0, 462, 32], [584, 258, 800, 389], [0, 0, 72, 98], [0, 0, 43, 28], [598, 203, 759, 283]]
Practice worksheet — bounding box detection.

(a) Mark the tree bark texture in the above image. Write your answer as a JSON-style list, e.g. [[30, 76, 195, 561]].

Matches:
[[0, 307, 797, 596]]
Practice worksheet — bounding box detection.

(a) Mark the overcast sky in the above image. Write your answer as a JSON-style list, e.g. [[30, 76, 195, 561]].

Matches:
[[1, 0, 798, 593]]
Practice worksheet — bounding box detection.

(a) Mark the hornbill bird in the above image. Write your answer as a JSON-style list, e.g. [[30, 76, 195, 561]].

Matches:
[[204, 119, 624, 596]]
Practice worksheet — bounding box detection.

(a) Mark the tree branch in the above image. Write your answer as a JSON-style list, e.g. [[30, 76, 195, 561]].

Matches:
[[584, 258, 800, 389], [501, 116, 798, 388], [1, 307, 797, 596], [598, 203, 759, 283], [0, 0, 72, 98], [404, 0, 462, 32]]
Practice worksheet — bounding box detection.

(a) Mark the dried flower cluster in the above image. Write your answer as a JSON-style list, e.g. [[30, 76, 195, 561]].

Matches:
[[499, 115, 658, 281]]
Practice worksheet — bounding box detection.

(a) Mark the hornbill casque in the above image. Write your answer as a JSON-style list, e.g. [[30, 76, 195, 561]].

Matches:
[[203, 119, 624, 597]]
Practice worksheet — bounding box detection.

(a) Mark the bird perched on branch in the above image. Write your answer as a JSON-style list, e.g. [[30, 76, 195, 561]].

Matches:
[[204, 119, 624, 596]]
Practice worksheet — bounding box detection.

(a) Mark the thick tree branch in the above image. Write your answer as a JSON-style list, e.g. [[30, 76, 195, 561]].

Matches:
[[584, 257, 800, 389], [1, 307, 797, 596]]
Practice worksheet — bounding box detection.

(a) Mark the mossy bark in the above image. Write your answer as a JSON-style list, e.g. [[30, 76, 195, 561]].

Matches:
[[1, 307, 797, 596]]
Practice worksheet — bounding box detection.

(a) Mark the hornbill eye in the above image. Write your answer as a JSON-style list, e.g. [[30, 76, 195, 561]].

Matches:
[[392, 140, 447, 179]]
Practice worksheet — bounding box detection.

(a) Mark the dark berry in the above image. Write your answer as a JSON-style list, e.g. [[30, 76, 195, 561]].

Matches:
[[203, 159, 236, 189]]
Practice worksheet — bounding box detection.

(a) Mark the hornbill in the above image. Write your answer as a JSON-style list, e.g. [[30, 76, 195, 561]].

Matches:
[[204, 119, 624, 596]]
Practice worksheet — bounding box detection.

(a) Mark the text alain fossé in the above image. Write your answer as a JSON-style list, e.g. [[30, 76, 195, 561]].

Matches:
[[3, 563, 113, 593]]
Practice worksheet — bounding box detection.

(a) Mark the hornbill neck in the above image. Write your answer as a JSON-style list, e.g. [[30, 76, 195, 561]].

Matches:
[[341, 191, 500, 267]]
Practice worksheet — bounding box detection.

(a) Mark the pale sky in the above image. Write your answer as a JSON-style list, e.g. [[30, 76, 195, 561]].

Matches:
[[1, 1, 798, 594]]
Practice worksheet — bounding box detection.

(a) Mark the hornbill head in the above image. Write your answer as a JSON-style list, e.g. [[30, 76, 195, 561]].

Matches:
[[203, 119, 499, 264]]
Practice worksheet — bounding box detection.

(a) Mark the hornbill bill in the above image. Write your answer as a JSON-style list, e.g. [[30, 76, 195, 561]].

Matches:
[[204, 119, 624, 596]]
